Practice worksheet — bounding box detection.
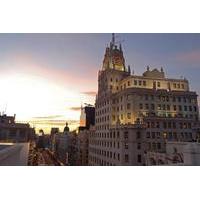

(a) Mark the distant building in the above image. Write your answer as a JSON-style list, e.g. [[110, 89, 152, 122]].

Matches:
[[0, 114, 35, 143], [79, 105, 95, 131], [67, 131, 78, 165], [0, 143, 29, 166], [51, 123, 70, 165], [76, 105, 95, 165], [77, 126, 95, 166], [89, 33, 200, 166]]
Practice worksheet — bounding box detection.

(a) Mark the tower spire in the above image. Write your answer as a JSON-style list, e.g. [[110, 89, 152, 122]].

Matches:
[[112, 33, 115, 46]]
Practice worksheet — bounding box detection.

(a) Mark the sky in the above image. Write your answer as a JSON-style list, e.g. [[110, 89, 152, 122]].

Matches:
[[0, 33, 200, 133]]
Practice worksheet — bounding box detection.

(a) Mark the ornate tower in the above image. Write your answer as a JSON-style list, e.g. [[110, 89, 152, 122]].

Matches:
[[102, 33, 126, 72]]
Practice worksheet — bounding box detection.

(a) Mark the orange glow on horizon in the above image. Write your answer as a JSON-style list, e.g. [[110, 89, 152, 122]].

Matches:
[[0, 72, 95, 134]]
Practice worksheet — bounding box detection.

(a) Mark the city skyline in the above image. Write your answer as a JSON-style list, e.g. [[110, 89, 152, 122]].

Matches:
[[0, 33, 200, 133]]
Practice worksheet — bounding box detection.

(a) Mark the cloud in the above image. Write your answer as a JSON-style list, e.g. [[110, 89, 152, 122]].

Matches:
[[32, 115, 64, 119], [29, 119, 79, 126], [82, 91, 96, 97], [176, 50, 200, 64], [70, 106, 81, 111]]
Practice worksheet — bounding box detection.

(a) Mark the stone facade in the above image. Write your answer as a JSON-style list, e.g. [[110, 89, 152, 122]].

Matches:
[[88, 34, 199, 166]]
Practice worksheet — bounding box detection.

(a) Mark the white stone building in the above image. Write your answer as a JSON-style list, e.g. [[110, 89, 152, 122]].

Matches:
[[88, 34, 199, 166]]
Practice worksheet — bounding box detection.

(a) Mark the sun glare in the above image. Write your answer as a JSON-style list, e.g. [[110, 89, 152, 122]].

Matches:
[[0, 73, 85, 132]]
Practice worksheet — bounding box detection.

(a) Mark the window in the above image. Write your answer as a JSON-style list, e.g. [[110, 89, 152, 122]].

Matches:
[[139, 80, 142, 86], [151, 132, 155, 139], [151, 104, 155, 110], [136, 131, 141, 139], [163, 122, 167, 129], [173, 83, 177, 88], [157, 82, 161, 87], [118, 154, 120, 161], [184, 106, 187, 111], [167, 105, 170, 110], [127, 113, 131, 119], [137, 155, 142, 163], [137, 143, 141, 150], [146, 132, 150, 138], [157, 132, 161, 138], [124, 131, 128, 139], [134, 80, 137, 85], [173, 105, 176, 111], [139, 103, 143, 109], [125, 154, 129, 163], [143, 81, 146, 86], [125, 142, 128, 149], [127, 103, 131, 109], [162, 104, 166, 110], [128, 81, 130, 86]]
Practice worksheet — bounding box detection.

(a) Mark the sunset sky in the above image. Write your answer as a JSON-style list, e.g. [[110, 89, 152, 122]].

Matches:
[[0, 33, 200, 133]]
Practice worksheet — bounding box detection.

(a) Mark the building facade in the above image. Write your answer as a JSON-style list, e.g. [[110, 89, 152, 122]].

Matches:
[[0, 114, 35, 143], [88, 34, 199, 166], [0, 143, 29, 166], [145, 141, 200, 166]]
